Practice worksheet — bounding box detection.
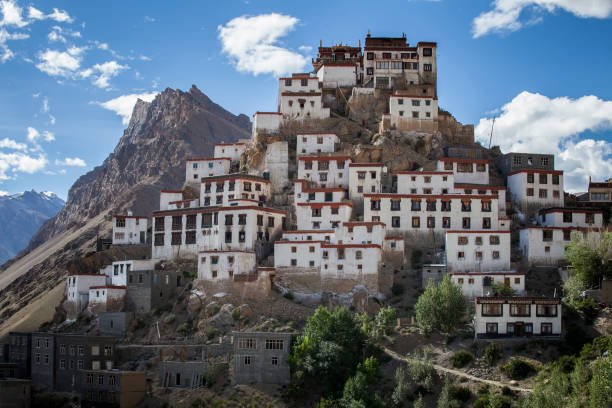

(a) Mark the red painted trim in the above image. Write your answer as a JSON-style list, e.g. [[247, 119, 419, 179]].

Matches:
[[186, 157, 231, 162], [283, 230, 335, 234], [349, 163, 384, 168], [446, 230, 510, 234], [281, 92, 322, 97], [521, 226, 602, 232], [90, 286, 126, 290], [364, 193, 499, 200], [297, 202, 352, 208], [508, 169, 563, 176], [538, 208, 602, 215], [298, 156, 351, 162], [254, 111, 282, 115], [153, 206, 287, 217], [297, 131, 339, 136], [454, 184, 506, 190], [200, 174, 270, 184], [275, 240, 325, 245], [69, 274, 105, 277], [397, 171, 453, 175], [390, 95, 436, 99], [199, 250, 255, 254], [451, 272, 523, 276], [384, 237, 403, 240], [321, 243, 382, 249], [215, 142, 246, 147], [439, 158, 489, 164], [160, 190, 182, 194], [343, 221, 386, 227], [114, 215, 148, 219]]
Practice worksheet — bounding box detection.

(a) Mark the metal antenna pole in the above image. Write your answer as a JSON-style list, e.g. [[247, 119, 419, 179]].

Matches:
[[488, 117, 496, 149]]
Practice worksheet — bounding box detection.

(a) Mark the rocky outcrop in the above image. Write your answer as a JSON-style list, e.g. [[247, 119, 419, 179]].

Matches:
[[28, 85, 251, 250]]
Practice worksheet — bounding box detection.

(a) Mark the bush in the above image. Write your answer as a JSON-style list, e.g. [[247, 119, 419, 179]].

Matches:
[[484, 343, 501, 366], [162, 314, 176, 325], [415, 275, 466, 334], [206, 327, 218, 340], [391, 283, 404, 296], [451, 386, 472, 402], [451, 350, 474, 368], [502, 358, 536, 380], [177, 323, 190, 336], [576, 297, 599, 321]]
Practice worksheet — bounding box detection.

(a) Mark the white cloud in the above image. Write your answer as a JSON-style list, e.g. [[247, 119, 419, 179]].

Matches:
[[0, 152, 47, 179], [27, 5, 73, 23], [0, 190, 8, 196], [35, 46, 85, 77], [0, 0, 27, 27], [473, 0, 612, 37], [26, 126, 54, 143], [49, 114, 56, 125], [475, 91, 612, 191], [26, 6, 43, 20], [42, 131, 54, 141], [144, 16, 155, 22], [90, 60, 128, 88], [55, 157, 85, 167], [218, 13, 308, 76], [298, 45, 312, 52], [0, 27, 28, 62], [42, 96, 49, 112], [0, 137, 26, 150], [93, 92, 158, 124], [47, 26, 81, 43]]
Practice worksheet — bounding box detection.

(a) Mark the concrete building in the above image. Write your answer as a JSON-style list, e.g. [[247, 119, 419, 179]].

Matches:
[[537, 207, 604, 228], [0, 379, 31, 408], [233, 332, 291, 385], [200, 174, 270, 207], [445, 230, 511, 273], [586, 178, 612, 203], [396, 171, 454, 195], [348, 163, 385, 202], [474, 297, 562, 338], [81, 370, 146, 408], [519, 226, 600, 266], [422, 264, 446, 287], [497, 153, 555, 177], [112, 214, 147, 245], [278, 74, 329, 121], [159, 361, 212, 388], [214, 142, 247, 163], [1, 333, 31, 380], [261, 140, 289, 193], [98, 313, 134, 337], [451, 271, 525, 298], [363, 34, 437, 92], [363, 194, 504, 235], [296, 202, 352, 230], [386, 94, 438, 132], [125, 269, 177, 313], [313, 42, 363, 88], [101, 259, 158, 287], [296, 132, 339, 155], [197, 250, 256, 281], [65, 274, 107, 318], [297, 156, 351, 188], [88, 286, 126, 314], [151, 205, 286, 260], [185, 158, 231, 183], [279, 230, 334, 243], [335, 221, 386, 245], [294, 180, 346, 207], [252, 112, 282, 136], [159, 190, 183, 211], [30, 333, 116, 393], [454, 184, 507, 214], [507, 169, 564, 210], [436, 158, 489, 185]]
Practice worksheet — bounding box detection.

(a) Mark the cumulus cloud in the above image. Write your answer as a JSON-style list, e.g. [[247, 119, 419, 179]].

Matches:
[[0, 152, 48, 180], [0, 27, 28, 62], [473, 0, 612, 37], [26, 126, 54, 143], [35, 46, 85, 77], [90, 60, 128, 88], [93, 92, 158, 124], [27, 5, 73, 23], [218, 13, 308, 76], [144, 16, 155, 22], [0, 137, 26, 150], [475, 91, 612, 191], [0, 0, 27, 27], [47, 25, 81, 43], [55, 157, 85, 167]]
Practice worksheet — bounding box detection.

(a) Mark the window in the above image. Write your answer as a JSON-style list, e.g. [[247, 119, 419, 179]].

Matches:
[[300, 78, 308, 86], [526, 188, 534, 197], [271, 356, 279, 365], [492, 251, 500, 259], [238, 338, 256, 349], [171, 232, 181, 246], [426, 200, 436, 211], [486, 323, 498, 334], [482, 217, 491, 229], [104, 346, 112, 356], [412, 99, 420, 107], [366, 67, 373, 75], [391, 199, 401, 211], [423, 63, 432, 72], [541, 323, 553, 334], [441, 200, 451, 211], [475, 251, 483, 260], [312, 208, 321, 217], [265, 339, 284, 350], [481, 201, 491, 212], [412, 111, 419, 118], [92, 345, 100, 356], [427, 217, 435, 228], [457, 163, 473, 173], [475, 236, 483, 245], [243, 356, 252, 365], [225, 215, 233, 226], [331, 207, 339, 215], [458, 236, 468, 245], [442, 217, 451, 229], [392, 216, 400, 228], [552, 174, 560, 185], [290, 259, 297, 266], [539, 174, 548, 184], [482, 303, 502, 316], [510, 304, 531, 317], [422, 47, 433, 56], [527, 173, 534, 183], [411, 200, 421, 211], [563, 212, 573, 223], [585, 213, 595, 224], [367, 52, 374, 60], [371, 200, 381, 211], [60, 359, 66, 369], [284, 79, 291, 86], [542, 230, 553, 242], [539, 189, 548, 198], [185, 231, 196, 244], [412, 217, 420, 228], [461, 200, 471, 212], [536, 304, 557, 317], [462, 217, 471, 229]]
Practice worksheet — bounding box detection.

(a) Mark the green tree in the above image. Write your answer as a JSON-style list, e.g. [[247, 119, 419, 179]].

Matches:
[[415, 274, 466, 334], [340, 371, 385, 408], [437, 378, 461, 408], [492, 282, 516, 296], [565, 231, 612, 288], [375, 306, 397, 336], [587, 355, 612, 408], [412, 395, 425, 408], [391, 366, 410, 408]]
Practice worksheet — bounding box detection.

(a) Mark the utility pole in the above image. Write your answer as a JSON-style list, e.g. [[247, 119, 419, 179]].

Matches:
[[488, 117, 496, 149]]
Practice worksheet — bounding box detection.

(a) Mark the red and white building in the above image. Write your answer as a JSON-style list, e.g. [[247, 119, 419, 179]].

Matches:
[[445, 230, 511, 273], [87, 285, 126, 314], [214, 142, 247, 163], [384, 94, 438, 132], [112, 214, 148, 245], [197, 250, 256, 281], [278, 74, 329, 121], [297, 156, 351, 188], [297, 132, 339, 155], [200, 174, 270, 207], [159, 190, 183, 211], [436, 158, 490, 185], [65, 274, 107, 317], [294, 180, 346, 207], [313, 43, 363, 88], [507, 169, 564, 210], [185, 158, 231, 184], [396, 171, 454, 195], [348, 163, 386, 202], [452, 272, 525, 298], [252, 112, 282, 136], [296, 202, 352, 230]]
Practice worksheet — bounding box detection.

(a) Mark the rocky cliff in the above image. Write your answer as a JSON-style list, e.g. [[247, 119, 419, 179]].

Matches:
[[27, 85, 250, 250]]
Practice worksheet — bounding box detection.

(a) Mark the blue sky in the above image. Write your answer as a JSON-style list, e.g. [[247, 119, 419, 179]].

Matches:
[[1, 0, 611, 198]]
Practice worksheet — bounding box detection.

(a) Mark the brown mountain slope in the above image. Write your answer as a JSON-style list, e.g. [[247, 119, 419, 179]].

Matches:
[[0, 85, 250, 336]]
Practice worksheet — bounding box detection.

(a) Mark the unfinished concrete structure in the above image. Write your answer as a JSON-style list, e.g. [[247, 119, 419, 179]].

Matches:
[[81, 370, 146, 408], [233, 332, 291, 385]]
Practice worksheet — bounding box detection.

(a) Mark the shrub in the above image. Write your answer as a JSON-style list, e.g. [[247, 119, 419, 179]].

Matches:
[[451, 386, 472, 402], [391, 283, 404, 296], [162, 314, 176, 325], [502, 358, 535, 380], [451, 350, 474, 368], [206, 327, 218, 340], [177, 323, 190, 336], [484, 343, 501, 366], [576, 297, 599, 321]]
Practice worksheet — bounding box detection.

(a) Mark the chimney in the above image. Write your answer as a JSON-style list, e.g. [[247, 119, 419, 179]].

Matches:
[[320, 39, 322, 47]]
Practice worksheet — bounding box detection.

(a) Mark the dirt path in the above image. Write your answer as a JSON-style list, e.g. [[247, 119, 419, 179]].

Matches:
[[383, 347, 533, 393]]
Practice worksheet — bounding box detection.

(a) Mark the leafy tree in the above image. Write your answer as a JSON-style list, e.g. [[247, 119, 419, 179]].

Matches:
[[289, 306, 366, 394], [587, 355, 612, 408], [484, 343, 501, 366], [565, 231, 612, 288], [415, 274, 466, 334], [492, 282, 516, 296], [412, 394, 425, 408], [391, 366, 410, 408], [340, 371, 385, 408], [437, 378, 461, 408], [375, 306, 397, 336]]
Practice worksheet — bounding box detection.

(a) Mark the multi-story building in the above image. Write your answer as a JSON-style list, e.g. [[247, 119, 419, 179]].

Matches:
[[474, 297, 562, 338], [436, 158, 490, 185], [100, 259, 158, 287], [30, 333, 116, 393], [297, 156, 351, 188], [1, 333, 31, 380], [293, 180, 346, 207], [200, 174, 270, 207], [112, 214, 148, 245], [537, 207, 603, 228], [445, 230, 511, 273], [313, 42, 363, 88], [586, 178, 612, 203], [363, 33, 436, 92], [197, 250, 256, 281], [277, 73, 329, 121], [214, 142, 247, 164], [151, 205, 286, 260], [252, 112, 282, 136], [451, 272, 525, 298], [125, 268, 177, 313], [385, 94, 438, 132], [348, 163, 385, 203], [65, 274, 107, 318], [295, 202, 353, 230], [81, 369, 146, 408], [296, 132, 339, 155], [233, 332, 292, 385], [159, 190, 183, 211], [396, 171, 454, 195], [363, 193, 504, 235], [87, 285, 126, 314], [185, 158, 231, 183]]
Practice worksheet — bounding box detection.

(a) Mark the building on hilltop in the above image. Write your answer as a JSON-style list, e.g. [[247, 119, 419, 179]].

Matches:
[[214, 142, 247, 164], [296, 132, 340, 155], [200, 174, 270, 207], [112, 213, 148, 245], [185, 158, 231, 184], [452, 272, 525, 298], [278, 73, 330, 121], [382, 93, 439, 133], [297, 155, 352, 189], [233, 332, 292, 385], [313, 41, 363, 88]]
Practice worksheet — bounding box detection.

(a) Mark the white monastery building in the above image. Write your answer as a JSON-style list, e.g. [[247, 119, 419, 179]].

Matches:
[[112, 214, 148, 245], [278, 74, 330, 120], [436, 158, 490, 185], [297, 132, 339, 155], [252, 112, 282, 136], [214, 142, 247, 163], [297, 156, 351, 188], [200, 174, 271, 207], [185, 158, 231, 183], [451, 272, 525, 298], [197, 250, 256, 281], [296, 202, 353, 230], [348, 163, 386, 202], [445, 230, 511, 273]]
